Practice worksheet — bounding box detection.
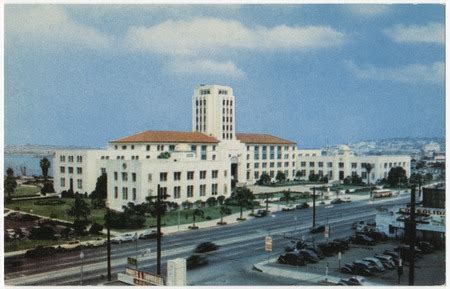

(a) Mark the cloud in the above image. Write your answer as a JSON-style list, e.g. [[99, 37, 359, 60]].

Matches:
[[384, 22, 444, 45], [123, 17, 347, 56], [5, 5, 113, 50], [166, 58, 245, 79], [346, 5, 391, 16], [345, 61, 444, 85]]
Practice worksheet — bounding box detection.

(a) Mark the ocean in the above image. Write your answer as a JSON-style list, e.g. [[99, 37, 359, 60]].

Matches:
[[4, 154, 53, 177]]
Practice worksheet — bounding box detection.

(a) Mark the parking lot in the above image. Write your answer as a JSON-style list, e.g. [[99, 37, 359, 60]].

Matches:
[[266, 239, 445, 286]]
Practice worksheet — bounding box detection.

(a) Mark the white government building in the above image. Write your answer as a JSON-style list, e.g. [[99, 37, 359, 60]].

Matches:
[[53, 85, 410, 211]]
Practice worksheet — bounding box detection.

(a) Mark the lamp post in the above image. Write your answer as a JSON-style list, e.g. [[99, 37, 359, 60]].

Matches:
[[105, 202, 111, 281], [135, 232, 138, 269], [80, 251, 84, 285], [312, 187, 316, 228]]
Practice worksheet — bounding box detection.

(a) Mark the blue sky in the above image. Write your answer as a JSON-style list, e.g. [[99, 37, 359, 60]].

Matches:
[[5, 4, 445, 148]]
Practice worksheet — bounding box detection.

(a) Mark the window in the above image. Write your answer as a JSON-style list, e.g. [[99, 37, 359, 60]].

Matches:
[[114, 187, 118, 199], [362, 172, 367, 179], [122, 145, 127, 150], [277, 162, 282, 168], [301, 162, 306, 167], [300, 170, 306, 177], [173, 186, 181, 199], [174, 172, 181, 181], [200, 184, 206, 196], [270, 162, 275, 168], [309, 162, 315, 167], [201, 145, 207, 160], [187, 185, 194, 197], [101, 168, 106, 174], [200, 171, 207, 179], [160, 172, 168, 182], [146, 145, 150, 151], [60, 166, 65, 173], [224, 184, 228, 194], [224, 170, 228, 177], [351, 163, 357, 169], [148, 174, 152, 182], [132, 173, 137, 182], [114, 172, 118, 181], [246, 171, 250, 180], [77, 179, 83, 189], [60, 178, 65, 187], [318, 162, 323, 168], [68, 156, 74, 162], [262, 162, 267, 168], [284, 162, 289, 167], [122, 187, 128, 200], [384, 163, 387, 168], [254, 171, 259, 179], [187, 171, 194, 180], [169, 145, 175, 151], [60, 155, 65, 162], [270, 171, 274, 178], [131, 145, 135, 150], [211, 184, 218, 195], [254, 163, 259, 169], [262, 146, 267, 159], [284, 154, 289, 159], [328, 162, 333, 168], [122, 172, 128, 181], [114, 145, 118, 150], [212, 170, 218, 179], [77, 167, 82, 174], [68, 167, 74, 174], [254, 146, 260, 160], [159, 186, 167, 197], [339, 162, 344, 168], [132, 188, 136, 200]]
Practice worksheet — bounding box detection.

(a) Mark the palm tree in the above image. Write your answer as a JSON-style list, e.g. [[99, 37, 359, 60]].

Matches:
[[191, 208, 204, 228], [363, 163, 373, 198], [4, 167, 17, 202], [218, 206, 228, 224], [40, 157, 51, 182]]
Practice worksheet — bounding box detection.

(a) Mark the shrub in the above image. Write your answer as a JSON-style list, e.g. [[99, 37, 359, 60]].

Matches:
[[205, 216, 212, 220], [50, 212, 58, 219], [30, 225, 56, 240], [61, 190, 75, 198], [34, 199, 66, 206], [73, 219, 90, 236], [41, 182, 55, 194], [89, 222, 104, 235]]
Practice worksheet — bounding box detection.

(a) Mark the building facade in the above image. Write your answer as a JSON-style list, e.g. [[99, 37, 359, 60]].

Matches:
[[53, 85, 297, 211], [296, 145, 411, 183]]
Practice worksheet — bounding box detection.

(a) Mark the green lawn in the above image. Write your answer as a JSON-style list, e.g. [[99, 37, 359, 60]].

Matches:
[[14, 185, 41, 197], [5, 235, 100, 253], [5, 198, 107, 224]]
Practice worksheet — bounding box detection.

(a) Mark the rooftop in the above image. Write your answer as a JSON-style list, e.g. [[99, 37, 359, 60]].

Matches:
[[110, 131, 219, 144], [236, 133, 296, 145]]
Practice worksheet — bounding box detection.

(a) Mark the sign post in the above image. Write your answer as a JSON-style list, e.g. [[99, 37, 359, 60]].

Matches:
[[80, 251, 84, 285], [338, 252, 341, 270], [265, 236, 273, 264], [324, 225, 330, 239]]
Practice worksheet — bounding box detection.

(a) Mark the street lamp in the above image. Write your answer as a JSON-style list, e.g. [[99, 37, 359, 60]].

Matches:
[[105, 200, 111, 281], [80, 251, 84, 285]]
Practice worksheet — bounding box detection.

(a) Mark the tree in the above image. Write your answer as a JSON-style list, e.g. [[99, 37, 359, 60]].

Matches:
[[39, 157, 51, 181], [218, 206, 229, 224], [387, 167, 408, 187], [362, 163, 373, 185], [157, 152, 171, 159], [67, 195, 91, 222], [4, 167, 17, 202], [283, 191, 292, 205], [343, 176, 352, 185], [308, 173, 320, 182], [295, 170, 302, 179], [256, 173, 271, 185], [91, 173, 107, 200], [275, 171, 286, 183], [206, 196, 217, 207], [217, 195, 226, 205], [182, 200, 193, 210], [189, 209, 204, 228], [231, 186, 255, 220], [409, 173, 423, 185], [351, 174, 363, 185]]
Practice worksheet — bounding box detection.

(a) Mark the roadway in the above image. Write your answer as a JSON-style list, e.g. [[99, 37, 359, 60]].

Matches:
[[4, 196, 411, 286]]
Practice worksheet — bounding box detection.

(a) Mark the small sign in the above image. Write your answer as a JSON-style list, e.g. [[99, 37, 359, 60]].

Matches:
[[128, 257, 137, 266], [324, 225, 330, 238], [265, 236, 273, 252], [338, 252, 341, 260]]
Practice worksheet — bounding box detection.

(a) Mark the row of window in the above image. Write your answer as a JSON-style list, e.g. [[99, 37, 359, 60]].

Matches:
[[248, 145, 295, 152], [251, 153, 294, 161], [59, 155, 83, 163], [113, 170, 225, 183], [114, 187, 137, 200], [300, 161, 407, 169], [249, 161, 294, 169], [59, 178, 82, 189], [60, 166, 83, 174]]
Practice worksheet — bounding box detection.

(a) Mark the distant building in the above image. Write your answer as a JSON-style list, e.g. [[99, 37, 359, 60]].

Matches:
[[297, 145, 410, 183], [53, 85, 297, 211]]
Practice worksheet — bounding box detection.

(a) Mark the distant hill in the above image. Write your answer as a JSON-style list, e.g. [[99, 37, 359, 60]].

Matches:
[[5, 144, 100, 156]]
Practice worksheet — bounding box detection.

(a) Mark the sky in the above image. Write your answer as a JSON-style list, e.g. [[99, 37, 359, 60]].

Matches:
[[4, 4, 445, 149]]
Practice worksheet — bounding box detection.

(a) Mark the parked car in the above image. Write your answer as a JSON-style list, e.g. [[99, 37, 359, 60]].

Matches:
[[310, 225, 325, 234], [278, 252, 306, 266], [111, 233, 137, 244], [340, 263, 354, 274], [366, 230, 388, 241], [84, 237, 105, 248], [25, 246, 58, 258], [394, 245, 422, 259], [282, 206, 296, 212], [255, 210, 268, 217], [363, 257, 385, 272], [60, 240, 82, 250], [374, 254, 395, 269], [317, 243, 336, 256], [5, 229, 18, 239], [17, 227, 30, 238], [186, 254, 209, 269], [194, 242, 219, 253], [331, 198, 345, 205], [296, 202, 310, 210], [139, 229, 162, 239], [298, 249, 320, 263], [395, 245, 423, 255], [331, 238, 350, 251], [382, 250, 401, 264], [304, 246, 325, 259], [338, 276, 365, 286], [352, 221, 366, 230], [350, 234, 375, 246], [352, 260, 377, 276], [417, 241, 434, 254]]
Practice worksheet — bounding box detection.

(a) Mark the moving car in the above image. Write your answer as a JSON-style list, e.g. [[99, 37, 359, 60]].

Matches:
[[278, 252, 306, 266], [362, 257, 385, 272], [296, 202, 310, 210], [338, 276, 365, 286], [330, 198, 345, 205], [25, 246, 58, 258], [281, 206, 296, 212], [194, 242, 219, 253], [255, 210, 268, 218], [186, 254, 208, 269], [374, 254, 395, 269], [310, 225, 326, 234], [111, 233, 137, 244]]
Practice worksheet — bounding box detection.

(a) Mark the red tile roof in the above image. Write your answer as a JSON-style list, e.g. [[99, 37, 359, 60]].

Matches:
[[236, 133, 296, 145], [111, 131, 219, 144]]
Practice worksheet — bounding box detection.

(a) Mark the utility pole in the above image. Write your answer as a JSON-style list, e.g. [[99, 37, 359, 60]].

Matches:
[[265, 193, 269, 213], [106, 207, 111, 281], [408, 185, 416, 286], [312, 187, 316, 228], [156, 184, 162, 276]]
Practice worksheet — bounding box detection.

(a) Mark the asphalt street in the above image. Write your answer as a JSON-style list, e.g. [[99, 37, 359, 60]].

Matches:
[[4, 196, 411, 286]]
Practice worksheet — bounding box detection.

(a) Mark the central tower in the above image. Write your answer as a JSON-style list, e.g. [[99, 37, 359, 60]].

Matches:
[[192, 84, 236, 140]]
